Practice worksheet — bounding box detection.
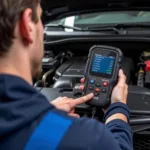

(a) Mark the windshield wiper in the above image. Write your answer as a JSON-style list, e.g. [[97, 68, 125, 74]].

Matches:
[[114, 23, 150, 28], [83, 26, 126, 34], [85, 23, 150, 33], [45, 23, 144, 34], [45, 24, 83, 31], [45, 24, 125, 34]]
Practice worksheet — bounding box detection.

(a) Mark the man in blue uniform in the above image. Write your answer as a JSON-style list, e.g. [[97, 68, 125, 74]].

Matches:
[[0, 0, 132, 150]]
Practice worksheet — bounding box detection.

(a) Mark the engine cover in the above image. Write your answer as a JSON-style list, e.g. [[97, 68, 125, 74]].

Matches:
[[54, 56, 134, 84], [54, 57, 86, 83]]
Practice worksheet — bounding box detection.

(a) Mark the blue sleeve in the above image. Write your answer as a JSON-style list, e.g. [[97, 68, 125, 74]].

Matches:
[[58, 119, 132, 150], [105, 120, 133, 150], [58, 103, 133, 150], [58, 118, 132, 150], [25, 104, 133, 150], [104, 103, 133, 150]]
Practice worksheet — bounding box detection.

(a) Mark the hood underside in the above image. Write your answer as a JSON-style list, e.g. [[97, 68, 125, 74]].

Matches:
[[41, 0, 150, 22]]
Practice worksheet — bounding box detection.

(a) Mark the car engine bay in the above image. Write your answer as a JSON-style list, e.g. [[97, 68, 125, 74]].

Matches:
[[36, 41, 150, 103], [34, 39, 150, 149], [35, 41, 150, 110]]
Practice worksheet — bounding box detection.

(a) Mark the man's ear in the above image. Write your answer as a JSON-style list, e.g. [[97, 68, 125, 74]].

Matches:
[[19, 8, 34, 44]]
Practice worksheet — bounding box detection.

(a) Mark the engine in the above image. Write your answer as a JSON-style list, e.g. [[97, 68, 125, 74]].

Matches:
[[53, 56, 134, 88], [34, 48, 150, 91]]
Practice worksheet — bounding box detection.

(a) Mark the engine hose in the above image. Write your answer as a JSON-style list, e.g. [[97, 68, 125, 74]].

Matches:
[[130, 117, 150, 125], [34, 80, 43, 88], [42, 69, 55, 87]]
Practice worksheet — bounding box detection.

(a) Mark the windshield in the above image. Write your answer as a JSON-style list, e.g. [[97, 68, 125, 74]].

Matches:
[[45, 11, 150, 31]]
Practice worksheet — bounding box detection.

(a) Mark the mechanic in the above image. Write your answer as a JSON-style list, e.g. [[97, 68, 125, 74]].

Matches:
[[0, 0, 133, 150]]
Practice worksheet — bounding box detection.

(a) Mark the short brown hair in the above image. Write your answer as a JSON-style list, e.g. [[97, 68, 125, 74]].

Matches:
[[0, 0, 40, 54]]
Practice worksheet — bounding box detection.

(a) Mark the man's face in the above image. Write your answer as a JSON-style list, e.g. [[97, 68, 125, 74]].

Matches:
[[30, 4, 44, 78]]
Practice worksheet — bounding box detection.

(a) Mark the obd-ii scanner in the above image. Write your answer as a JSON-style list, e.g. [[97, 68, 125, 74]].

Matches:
[[84, 45, 123, 107]]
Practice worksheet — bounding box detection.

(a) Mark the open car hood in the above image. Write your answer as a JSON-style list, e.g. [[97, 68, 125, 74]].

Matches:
[[41, 0, 150, 23]]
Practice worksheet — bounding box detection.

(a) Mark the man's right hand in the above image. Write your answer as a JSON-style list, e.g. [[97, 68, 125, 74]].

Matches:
[[111, 69, 128, 104], [50, 93, 94, 118]]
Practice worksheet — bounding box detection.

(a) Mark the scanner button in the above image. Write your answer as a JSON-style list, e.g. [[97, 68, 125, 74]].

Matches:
[[96, 83, 101, 87], [89, 86, 94, 90], [79, 85, 84, 91], [80, 78, 85, 83], [95, 88, 100, 93], [94, 93, 99, 96], [103, 82, 108, 87], [102, 88, 107, 93], [90, 80, 95, 84]]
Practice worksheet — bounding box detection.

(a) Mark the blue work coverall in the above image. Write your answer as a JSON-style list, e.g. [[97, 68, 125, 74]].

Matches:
[[0, 75, 133, 150]]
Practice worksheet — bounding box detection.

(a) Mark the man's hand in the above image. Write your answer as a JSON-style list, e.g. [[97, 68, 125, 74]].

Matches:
[[51, 93, 94, 118], [111, 69, 128, 104], [105, 69, 128, 124], [80, 69, 128, 105]]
